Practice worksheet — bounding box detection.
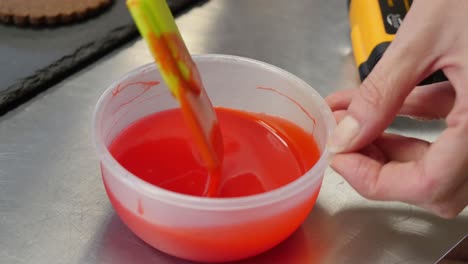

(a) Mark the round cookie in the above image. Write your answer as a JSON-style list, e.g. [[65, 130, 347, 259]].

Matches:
[[0, 0, 113, 26]]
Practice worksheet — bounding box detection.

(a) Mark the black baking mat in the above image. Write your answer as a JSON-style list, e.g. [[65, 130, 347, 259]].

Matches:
[[0, 0, 205, 115]]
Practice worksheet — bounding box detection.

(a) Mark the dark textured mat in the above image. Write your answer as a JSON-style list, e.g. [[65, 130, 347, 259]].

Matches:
[[0, 0, 205, 114]]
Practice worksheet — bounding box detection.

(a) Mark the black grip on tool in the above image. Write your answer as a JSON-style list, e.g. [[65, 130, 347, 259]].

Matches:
[[358, 43, 448, 86]]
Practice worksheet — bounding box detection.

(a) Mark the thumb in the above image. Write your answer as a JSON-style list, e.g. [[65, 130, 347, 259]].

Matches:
[[328, 1, 443, 153]]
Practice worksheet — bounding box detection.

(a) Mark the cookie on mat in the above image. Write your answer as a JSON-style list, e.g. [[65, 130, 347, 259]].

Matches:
[[0, 0, 114, 26]]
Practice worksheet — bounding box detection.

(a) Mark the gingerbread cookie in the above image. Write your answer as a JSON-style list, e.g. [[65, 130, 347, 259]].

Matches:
[[0, 0, 114, 26]]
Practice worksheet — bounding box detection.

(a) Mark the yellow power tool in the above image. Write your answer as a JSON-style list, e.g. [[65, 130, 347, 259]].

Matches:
[[348, 0, 447, 85]]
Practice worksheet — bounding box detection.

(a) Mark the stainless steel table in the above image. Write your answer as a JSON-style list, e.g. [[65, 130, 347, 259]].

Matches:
[[1, 1, 466, 263]]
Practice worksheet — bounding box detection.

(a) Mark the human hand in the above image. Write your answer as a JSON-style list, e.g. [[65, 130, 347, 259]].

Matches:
[[326, 0, 468, 218]]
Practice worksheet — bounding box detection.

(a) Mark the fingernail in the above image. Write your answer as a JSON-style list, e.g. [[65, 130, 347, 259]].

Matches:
[[327, 115, 360, 153]]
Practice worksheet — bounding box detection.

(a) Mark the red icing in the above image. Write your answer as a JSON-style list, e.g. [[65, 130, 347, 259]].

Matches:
[[257, 86, 317, 126], [137, 199, 144, 215], [108, 107, 320, 197], [112, 81, 160, 97], [148, 32, 201, 94]]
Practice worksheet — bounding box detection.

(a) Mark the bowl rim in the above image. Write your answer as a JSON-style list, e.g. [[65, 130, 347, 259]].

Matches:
[[92, 54, 336, 211]]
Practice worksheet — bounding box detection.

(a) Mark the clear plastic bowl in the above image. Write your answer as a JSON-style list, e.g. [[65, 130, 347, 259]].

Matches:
[[92, 54, 335, 262]]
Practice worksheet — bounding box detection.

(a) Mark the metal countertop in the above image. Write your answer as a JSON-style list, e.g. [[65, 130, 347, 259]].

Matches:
[[1, 1, 466, 263]]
